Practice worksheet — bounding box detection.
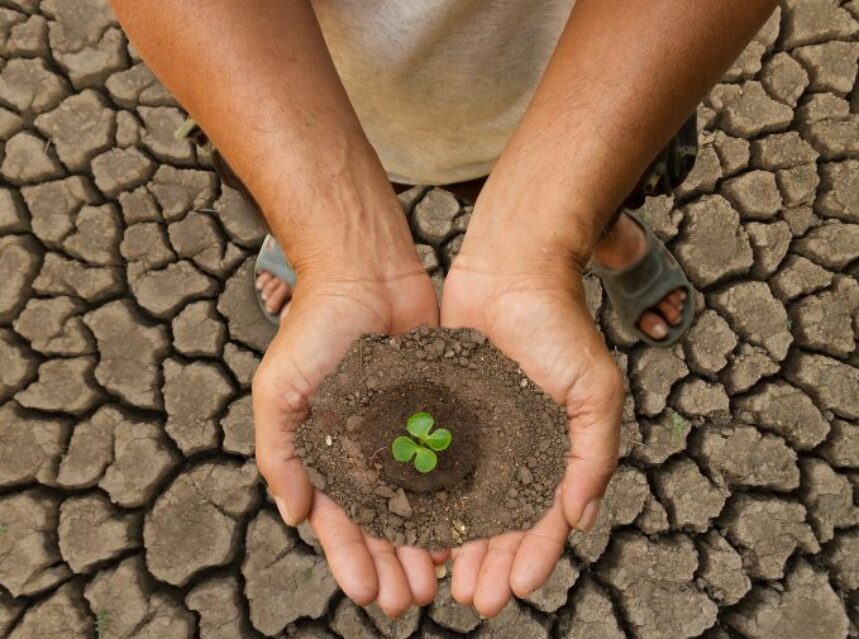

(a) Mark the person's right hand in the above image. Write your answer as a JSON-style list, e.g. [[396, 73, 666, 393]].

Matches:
[[253, 260, 444, 616]]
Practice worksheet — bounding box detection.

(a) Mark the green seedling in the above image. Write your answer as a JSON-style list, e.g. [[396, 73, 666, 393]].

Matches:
[[670, 410, 688, 442], [95, 610, 111, 638], [392, 411, 452, 473]]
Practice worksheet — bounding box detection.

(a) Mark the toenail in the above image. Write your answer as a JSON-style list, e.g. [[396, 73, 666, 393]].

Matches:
[[652, 323, 668, 338]]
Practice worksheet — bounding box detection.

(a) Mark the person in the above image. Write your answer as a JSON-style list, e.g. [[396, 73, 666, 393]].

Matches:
[[111, 0, 778, 619]]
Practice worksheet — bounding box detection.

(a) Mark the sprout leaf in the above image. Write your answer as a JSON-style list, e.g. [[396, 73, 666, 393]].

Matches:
[[424, 428, 452, 451], [406, 411, 434, 439], [413, 447, 438, 473], [392, 436, 419, 462]]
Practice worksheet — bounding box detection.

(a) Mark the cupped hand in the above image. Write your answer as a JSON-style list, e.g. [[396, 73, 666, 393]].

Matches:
[[252, 263, 446, 616], [441, 251, 624, 617]]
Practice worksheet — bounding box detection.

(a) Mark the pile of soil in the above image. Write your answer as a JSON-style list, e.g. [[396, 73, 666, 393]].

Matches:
[[294, 327, 568, 548]]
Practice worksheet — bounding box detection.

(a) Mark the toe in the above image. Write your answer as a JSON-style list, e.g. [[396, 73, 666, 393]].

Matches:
[[666, 289, 685, 310], [256, 271, 272, 291], [638, 311, 669, 341], [265, 281, 292, 314], [665, 288, 683, 310], [261, 277, 281, 302], [657, 299, 682, 325]]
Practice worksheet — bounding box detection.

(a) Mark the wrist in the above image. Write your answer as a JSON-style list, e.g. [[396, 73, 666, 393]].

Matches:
[[458, 175, 612, 278], [283, 198, 422, 286], [456, 202, 592, 288], [255, 157, 423, 286]]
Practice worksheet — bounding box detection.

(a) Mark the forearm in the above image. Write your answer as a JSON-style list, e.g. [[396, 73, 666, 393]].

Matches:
[[463, 0, 778, 271], [110, 1, 417, 280]]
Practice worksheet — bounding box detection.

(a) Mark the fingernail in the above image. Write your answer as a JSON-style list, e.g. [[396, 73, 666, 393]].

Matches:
[[274, 495, 295, 526], [575, 498, 601, 532], [652, 322, 668, 338], [435, 563, 447, 579]]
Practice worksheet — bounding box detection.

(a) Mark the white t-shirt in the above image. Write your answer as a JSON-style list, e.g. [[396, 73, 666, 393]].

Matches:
[[312, 0, 576, 185]]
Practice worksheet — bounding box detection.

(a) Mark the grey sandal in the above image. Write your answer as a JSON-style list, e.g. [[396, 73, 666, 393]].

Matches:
[[255, 234, 297, 325], [176, 117, 297, 326], [590, 212, 695, 346]]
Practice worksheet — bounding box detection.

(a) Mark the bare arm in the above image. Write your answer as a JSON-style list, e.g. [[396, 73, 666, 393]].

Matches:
[[443, 0, 779, 616], [110, 0, 419, 282], [109, 1, 440, 614], [460, 0, 779, 270]]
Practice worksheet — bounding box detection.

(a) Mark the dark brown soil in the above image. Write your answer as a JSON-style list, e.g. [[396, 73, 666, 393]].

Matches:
[[294, 327, 568, 548]]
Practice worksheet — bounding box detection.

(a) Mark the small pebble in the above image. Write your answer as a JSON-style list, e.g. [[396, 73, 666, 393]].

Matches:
[[374, 485, 394, 499], [517, 466, 534, 485], [345, 415, 363, 433]]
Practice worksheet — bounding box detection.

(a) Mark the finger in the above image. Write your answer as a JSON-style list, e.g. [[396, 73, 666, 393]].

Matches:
[[396, 546, 439, 606], [510, 502, 568, 597], [657, 299, 681, 325], [311, 494, 378, 605], [430, 549, 450, 565], [637, 311, 668, 340], [561, 365, 622, 532], [364, 534, 413, 617], [473, 531, 524, 618], [450, 540, 488, 605]]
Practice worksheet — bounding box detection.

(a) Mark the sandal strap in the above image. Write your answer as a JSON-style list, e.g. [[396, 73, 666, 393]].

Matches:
[[591, 212, 695, 346]]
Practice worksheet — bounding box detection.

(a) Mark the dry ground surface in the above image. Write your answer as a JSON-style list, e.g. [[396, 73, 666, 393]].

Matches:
[[0, 0, 858, 637]]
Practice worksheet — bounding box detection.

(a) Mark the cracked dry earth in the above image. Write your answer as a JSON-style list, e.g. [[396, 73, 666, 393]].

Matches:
[[0, 1, 858, 638]]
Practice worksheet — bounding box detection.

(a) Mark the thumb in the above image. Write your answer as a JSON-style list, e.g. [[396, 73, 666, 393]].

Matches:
[[251, 285, 392, 527], [251, 297, 336, 527], [252, 343, 315, 526], [560, 361, 623, 532]]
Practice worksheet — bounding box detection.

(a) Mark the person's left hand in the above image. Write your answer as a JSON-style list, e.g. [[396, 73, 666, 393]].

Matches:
[[440, 248, 624, 617]]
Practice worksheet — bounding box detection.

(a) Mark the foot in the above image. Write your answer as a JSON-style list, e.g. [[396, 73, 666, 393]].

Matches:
[[591, 212, 687, 341], [256, 270, 293, 320]]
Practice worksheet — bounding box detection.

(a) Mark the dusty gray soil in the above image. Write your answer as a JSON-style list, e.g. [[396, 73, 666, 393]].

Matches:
[[295, 328, 568, 548], [0, 1, 857, 637]]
